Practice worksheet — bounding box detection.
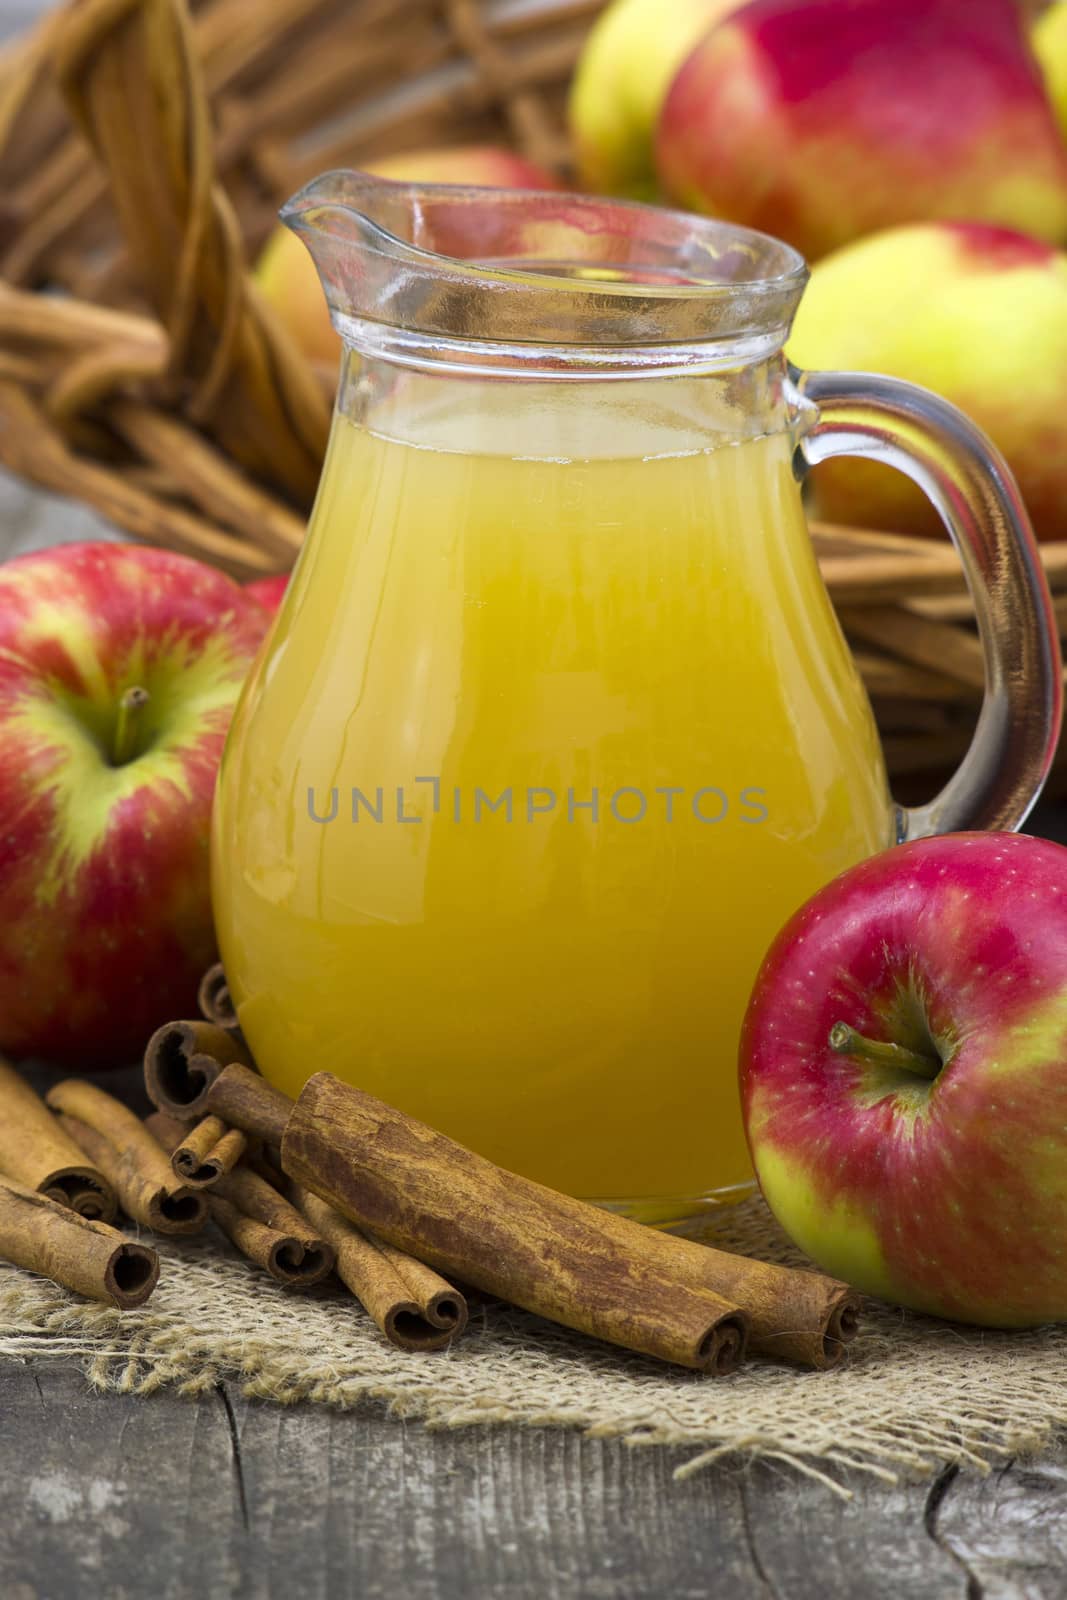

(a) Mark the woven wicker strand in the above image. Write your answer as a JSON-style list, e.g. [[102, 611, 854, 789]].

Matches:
[[53, 0, 330, 502], [0, 0, 1064, 790]]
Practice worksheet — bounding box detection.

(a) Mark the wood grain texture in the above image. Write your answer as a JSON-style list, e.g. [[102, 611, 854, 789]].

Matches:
[[1, 1360, 1065, 1600]]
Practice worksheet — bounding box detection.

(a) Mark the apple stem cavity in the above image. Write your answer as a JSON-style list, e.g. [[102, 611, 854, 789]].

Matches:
[[828, 1021, 941, 1081], [111, 685, 151, 767]]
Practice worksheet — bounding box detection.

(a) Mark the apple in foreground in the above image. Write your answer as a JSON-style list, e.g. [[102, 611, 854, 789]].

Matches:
[[0, 542, 269, 1066], [257, 144, 562, 366], [740, 832, 1067, 1327], [788, 221, 1067, 541], [245, 573, 289, 614], [656, 0, 1067, 260]]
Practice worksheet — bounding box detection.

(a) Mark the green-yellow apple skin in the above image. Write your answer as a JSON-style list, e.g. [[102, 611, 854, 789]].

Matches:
[[255, 226, 342, 368], [656, 0, 1067, 261], [256, 145, 561, 366], [0, 542, 270, 1066], [788, 220, 1067, 541], [1033, 0, 1067, 140], [568, 0, 741, 199], [740, 833, 1067, 1328]]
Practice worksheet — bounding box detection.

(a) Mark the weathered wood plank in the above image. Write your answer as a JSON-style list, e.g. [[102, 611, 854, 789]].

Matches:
[[10, 1358, 1062, 1600], [732, 1466, 964, 1600], [0, 1362, 243, 1600], [931, 1458, 1067, 1600]]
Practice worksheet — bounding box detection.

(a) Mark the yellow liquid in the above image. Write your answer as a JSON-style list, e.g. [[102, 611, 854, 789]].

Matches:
[[212, 394, 891, 1208]]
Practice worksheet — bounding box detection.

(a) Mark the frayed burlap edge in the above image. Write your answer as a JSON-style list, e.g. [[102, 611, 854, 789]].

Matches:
[[1, 1196, 1064, 1499]]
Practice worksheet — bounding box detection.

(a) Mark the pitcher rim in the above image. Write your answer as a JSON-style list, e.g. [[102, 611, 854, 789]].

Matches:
[[280, 171, 808, 299], [280, 170, 809, 375]]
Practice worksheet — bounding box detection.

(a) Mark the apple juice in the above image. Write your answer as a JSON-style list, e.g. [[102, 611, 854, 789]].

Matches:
[[212, 390, 893, 1211]]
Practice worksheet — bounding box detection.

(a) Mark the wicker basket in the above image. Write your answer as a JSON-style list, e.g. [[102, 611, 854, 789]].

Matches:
[[0, 0, 1063, 798]]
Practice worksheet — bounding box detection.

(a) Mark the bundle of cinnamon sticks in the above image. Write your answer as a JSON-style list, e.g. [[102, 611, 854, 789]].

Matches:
[[0, 1033, 469, 1350], [0, 963, 863, 1374], [0, 1057, 156, 1309]]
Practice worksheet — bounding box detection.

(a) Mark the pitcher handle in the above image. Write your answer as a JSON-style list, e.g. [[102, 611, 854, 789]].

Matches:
[[792, 367, 1062, 839]]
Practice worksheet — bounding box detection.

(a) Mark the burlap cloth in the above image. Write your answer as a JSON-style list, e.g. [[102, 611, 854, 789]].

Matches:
[[2, 1195, 1064, 1495]]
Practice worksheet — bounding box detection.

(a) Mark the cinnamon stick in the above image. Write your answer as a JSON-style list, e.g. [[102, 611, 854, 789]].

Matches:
[[212, 1166, 334, 1286], [143, 1019, 254, 1122], [45, 1081, 208, 1236], [0, 1176, 158, 1309], [290, 1185, 468, 1352], [168, 1115, 249, 1187], [184, 1070, 749, 1373], [0, 1058, 116, 1222], [145, 1111, 333, 1287], [147, 1056, 290, 1145], [197, 962, 240, 1034], [153, 1066, 860, 1369], [207, 1192, 332, 1286], [282, 1076, 858, 1370]]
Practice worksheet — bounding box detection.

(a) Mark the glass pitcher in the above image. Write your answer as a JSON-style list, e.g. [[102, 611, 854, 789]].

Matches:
[[212, 174, 1061, 1223]]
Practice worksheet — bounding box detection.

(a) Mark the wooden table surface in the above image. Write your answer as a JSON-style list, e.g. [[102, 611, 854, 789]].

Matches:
[[0, 1355, 1063, 1600], [4, 449, 1067, 1595]]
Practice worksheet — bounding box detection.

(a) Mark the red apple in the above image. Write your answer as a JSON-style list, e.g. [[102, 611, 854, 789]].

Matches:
[[0, 542, 270, 1066], [741, 832, 1067, 1327], [245, 573, 289, 614], [362, 145, 560, 192], [256, 144, 562, 365], [788, 222, 1067, 541], [656, 0, 1067, 260]]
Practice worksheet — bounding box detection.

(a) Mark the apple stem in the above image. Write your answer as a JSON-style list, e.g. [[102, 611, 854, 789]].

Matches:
[[828, 1021, 941, 1080], [111, 685, 150, 767]]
